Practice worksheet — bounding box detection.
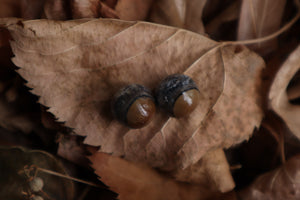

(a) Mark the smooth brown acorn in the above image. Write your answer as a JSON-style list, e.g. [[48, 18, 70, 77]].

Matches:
[[156, 74, 200, 118], [112, 84, 156, 129]]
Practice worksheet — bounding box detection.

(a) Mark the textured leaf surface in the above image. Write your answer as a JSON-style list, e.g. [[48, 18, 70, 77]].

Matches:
[[269, 45, 300, 139], [8, 19, 264, 171], [89, 151, 220, 200]]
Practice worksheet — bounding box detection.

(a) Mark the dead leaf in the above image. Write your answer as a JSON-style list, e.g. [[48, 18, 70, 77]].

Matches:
[[71, 0, 119, 19], [0, 146, 74, 200], [43, 0, 70, 20], [115, 0, 154, 20], [238, 154, 300, 200], [8, 19, 264, 173], [205, 1, 240, 37], [89, 151, 221, 200], [237, 0, 286, 55], [150, 0, 207, 34], [269, 45, 300, 139]]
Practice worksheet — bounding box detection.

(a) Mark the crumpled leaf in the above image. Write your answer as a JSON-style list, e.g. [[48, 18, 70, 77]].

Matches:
[[72, 0, 153, 20], [150, 0, 207, 34], [0, 0, 69, 20], [8, 19, 264, 173], [237, 0, 286, 55], [238, 154, 300, 200], [89, 151, 223, 200], [269, 45, 300, 139], [0, 146, 74, 200]]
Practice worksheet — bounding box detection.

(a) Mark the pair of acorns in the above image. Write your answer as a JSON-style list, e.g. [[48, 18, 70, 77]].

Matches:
[[112, 74, 200, 129]]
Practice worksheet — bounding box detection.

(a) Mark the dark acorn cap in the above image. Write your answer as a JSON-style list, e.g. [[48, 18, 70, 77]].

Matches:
[[112, 84, 154, 126], [156, 74, 199, 116]]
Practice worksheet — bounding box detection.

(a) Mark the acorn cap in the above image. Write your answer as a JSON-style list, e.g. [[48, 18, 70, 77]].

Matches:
[[156, 74, 199, 116], [112, 84, 154, 127]]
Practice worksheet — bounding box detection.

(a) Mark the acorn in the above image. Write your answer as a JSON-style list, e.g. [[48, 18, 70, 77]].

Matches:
[[156, 74, 200, 118], [112, 84, 156, 129]]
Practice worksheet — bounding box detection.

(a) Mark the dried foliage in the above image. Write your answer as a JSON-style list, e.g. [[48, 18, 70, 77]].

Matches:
[[150, 0, 207, 34], [90, 151, 219, 200], [0, 0, 299, 199], [269, 45, 300, 139], [238, 0, 286, 54], [8, 19, 263, 176]]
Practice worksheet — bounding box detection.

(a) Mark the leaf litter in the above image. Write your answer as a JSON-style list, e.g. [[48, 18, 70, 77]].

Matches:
[[1, 0, 297, 199], [7, 19, 264, 179]]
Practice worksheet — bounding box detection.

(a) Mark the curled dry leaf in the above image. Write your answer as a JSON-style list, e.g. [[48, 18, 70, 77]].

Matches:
[[150, 0, 207, 34], [71, 0, 119, 19], [238, 154, 300, 200], [89, 151, 219, 200], [269, 45, 300, 139], [237, 0, 286, 55], [8, 19, 264, 174]]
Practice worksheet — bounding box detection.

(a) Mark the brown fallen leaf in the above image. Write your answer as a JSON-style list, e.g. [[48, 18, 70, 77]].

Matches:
[[269, 45, 300, 139], [237, 0, 286, 55], [237, 154, 300, 200], [205, 0, 240, 37], [71, 0, 119, 19], [150, 0, 207, 34], [89, 151, 222, 200], [7, 19, 264, 175], [115, 0, 154, 20]]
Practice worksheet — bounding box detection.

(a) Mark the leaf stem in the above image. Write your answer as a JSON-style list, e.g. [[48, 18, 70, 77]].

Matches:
[[221, 0, 300, 46], [36, 167, 106, 189]]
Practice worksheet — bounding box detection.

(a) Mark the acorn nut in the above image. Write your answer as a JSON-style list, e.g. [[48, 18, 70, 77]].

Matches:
[[112, 84, 156, 129], [156, 74, 200, 118]]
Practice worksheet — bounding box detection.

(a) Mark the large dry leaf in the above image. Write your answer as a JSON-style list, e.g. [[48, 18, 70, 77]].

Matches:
[[238, 154, 300, 200], [237, 0, 286, 55], [150, 0, 207, 34], [269, 45, 300, 139], [8, 19, 264, 172], [89, 151, 222, 200]]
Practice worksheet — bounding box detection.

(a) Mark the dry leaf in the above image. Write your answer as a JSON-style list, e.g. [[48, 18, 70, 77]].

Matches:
[[150, 0, 207, 34], [71, 0, 119, 19], [8, 19, 264, 173], [205, 0, 240, 37], [237, 0, 286, 55], [238, 154, 300, 200], [269, 45, 300, 139], [89, 151, 220, 200], [115, 0, 154, 20]]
